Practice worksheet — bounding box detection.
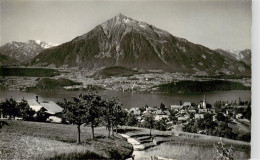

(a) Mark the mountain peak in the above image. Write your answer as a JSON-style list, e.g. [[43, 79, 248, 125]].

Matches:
[[115, 13, 128, 19]]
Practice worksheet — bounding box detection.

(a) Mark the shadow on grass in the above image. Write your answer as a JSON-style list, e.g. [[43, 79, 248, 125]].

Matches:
[[46, 151, 106, 160], [0, 120, 9, 129]]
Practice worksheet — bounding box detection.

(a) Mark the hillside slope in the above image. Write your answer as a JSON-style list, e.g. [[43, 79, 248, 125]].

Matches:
[[0, 40, 55, 62], [0, 53, 20, 66]]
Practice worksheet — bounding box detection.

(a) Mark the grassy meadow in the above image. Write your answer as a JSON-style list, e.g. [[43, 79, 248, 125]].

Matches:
[[118, 126, 250, 160], [0, 120, 132, 160]]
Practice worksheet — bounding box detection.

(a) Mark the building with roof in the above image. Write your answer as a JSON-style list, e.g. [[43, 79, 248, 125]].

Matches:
[[40, 101, 63, 115], [27, 98, 63, 123], [129, 107, 141, 116], [182, 102, 191, 107], [27, 99, 42, 112]]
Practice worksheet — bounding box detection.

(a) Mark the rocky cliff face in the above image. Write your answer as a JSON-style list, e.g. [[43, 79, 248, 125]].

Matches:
[[0, 40, 55, 62], [215, 49, 251, 66], [30, 14, 250, 75]]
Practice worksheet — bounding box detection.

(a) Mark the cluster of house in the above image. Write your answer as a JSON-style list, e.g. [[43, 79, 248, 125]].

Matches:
[[125, 95, 249, 128]]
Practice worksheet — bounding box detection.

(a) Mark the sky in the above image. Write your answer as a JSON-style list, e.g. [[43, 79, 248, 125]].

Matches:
[[0, 0, 251, 50]]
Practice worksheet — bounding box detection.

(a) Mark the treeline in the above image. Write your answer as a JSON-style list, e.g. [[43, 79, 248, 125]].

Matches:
[[58, 93, 127, 143], [157, 80, 250, 94], [0, 98, 49, 122], [183, 110, 251, 142]]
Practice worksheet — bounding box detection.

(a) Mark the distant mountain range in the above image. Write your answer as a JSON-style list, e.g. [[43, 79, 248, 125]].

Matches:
[[215, 49, 251, 66], [0, 40, 55, 63], [1, 14, 249, 76]]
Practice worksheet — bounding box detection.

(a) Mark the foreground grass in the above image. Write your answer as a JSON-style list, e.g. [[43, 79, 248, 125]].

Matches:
[[119, 126, 250, 160], [144, 143, 249, 160], [0, 120, 132, 160]]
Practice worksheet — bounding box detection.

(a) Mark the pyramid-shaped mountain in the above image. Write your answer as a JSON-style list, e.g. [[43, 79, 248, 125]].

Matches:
[[30, 14, 250, 75]]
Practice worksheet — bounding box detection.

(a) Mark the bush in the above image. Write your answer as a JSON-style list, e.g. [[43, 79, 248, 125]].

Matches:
[[214, 139, 234, 160]]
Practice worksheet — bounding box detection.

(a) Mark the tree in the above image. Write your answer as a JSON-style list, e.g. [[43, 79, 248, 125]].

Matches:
[[160, 103, 166, 111], [18, 99, 35, 121], [83, 93, 103, 140], [244, 104, 251, 120], [143, 113, 155, 137], [102, 97, 122, 137], [169, 109, 178, 124], [155, 118, 167, 131], [36, 107, 49, 122], [62, 95, 88, 144], [216, 112, 226, 122], [1, 98, 19, 119], [127, 113, 138, 126], [111, 100, 124, 134], [102, 99, 113, 137]]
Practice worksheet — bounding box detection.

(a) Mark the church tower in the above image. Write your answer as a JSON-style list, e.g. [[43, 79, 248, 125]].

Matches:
[[202, 94, 206, 108]]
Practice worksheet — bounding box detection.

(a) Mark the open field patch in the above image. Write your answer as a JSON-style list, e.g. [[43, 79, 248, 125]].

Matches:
[[119, 126, 250, 160], [0, 120, 132, 160]]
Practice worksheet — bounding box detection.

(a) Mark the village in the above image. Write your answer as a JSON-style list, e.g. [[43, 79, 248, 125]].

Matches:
[[124, 95, 251, 141], [0, 93, 250, 143]]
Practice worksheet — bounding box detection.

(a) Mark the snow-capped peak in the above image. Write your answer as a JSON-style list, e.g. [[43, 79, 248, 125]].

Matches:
[[35, 40, 41, 45]]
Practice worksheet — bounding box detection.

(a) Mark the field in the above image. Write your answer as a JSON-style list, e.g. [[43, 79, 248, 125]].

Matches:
[[118, 126, 250, 160], [0, 120, 132, 160]]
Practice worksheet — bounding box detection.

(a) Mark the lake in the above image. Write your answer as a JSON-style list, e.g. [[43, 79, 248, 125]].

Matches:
[[0, 90, 251, 109]]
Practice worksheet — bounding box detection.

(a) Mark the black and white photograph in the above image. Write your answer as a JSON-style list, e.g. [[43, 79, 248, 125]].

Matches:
[[0, 0, 255, 159]]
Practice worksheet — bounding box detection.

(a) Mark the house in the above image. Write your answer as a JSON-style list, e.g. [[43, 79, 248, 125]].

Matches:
[[154, 114, 169, 121], [198, 108, 208, 113], [170, 105, 182, 111], [145, 107, 157, 113], [154, 109, 169, 121], [213, 115, 217, 121], [40, 101, 63, 115], [27, 99, 43, 112], [236, 113, 243, 119], [182, 102, 191, 107], [195, 114, 204, 119], [28, 99, 63, 123], [129, 107, 141, 116], [178, 116, 189, 122], [189, 109, 196, 113], [48, 116, 62, 123], [180, 109, 186, 114]]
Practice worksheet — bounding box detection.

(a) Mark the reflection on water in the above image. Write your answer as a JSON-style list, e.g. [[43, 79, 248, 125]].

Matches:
[[0, 90, 251, 109]]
